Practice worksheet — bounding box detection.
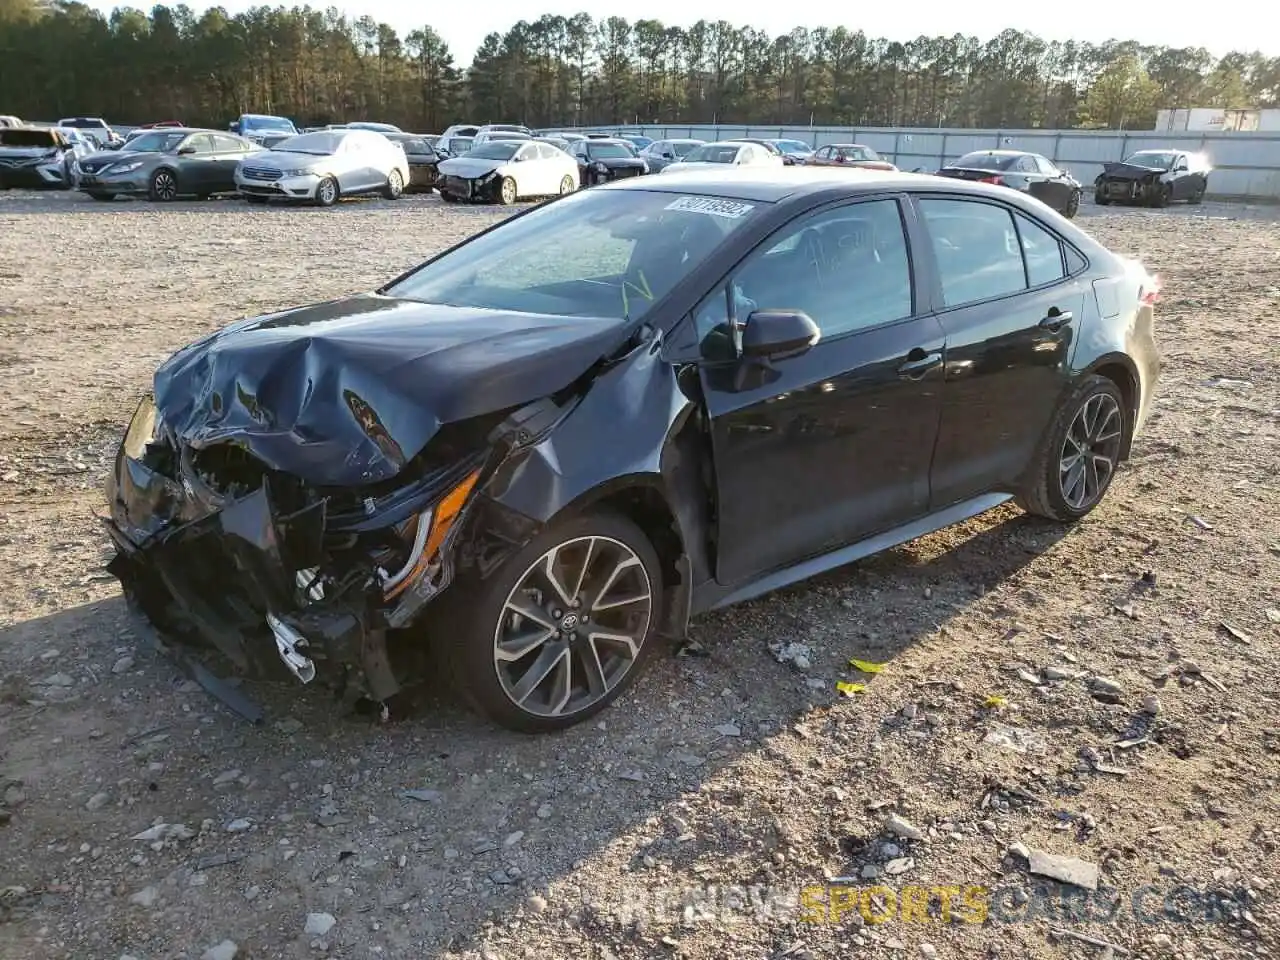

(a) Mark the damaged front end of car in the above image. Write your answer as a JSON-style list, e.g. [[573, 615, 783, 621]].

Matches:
[[104, 392, 516, 705], [1095, 163, 1167, 205]]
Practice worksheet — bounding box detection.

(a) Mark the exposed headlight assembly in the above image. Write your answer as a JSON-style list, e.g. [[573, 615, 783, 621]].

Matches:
[[381, 469, 480, 601], [122, 394, 160, 459]]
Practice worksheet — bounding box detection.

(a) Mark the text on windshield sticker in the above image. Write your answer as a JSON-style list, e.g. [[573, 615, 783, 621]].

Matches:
[[664, 196, 755, 219]]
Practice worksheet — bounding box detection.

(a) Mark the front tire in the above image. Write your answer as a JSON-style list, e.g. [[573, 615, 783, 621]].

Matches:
[[1063, 190, 1080, 219], [315, 176, 339, 207], [1152, 183, 1171, 208], [383, 168, 404, 200], [1019, 374, 1127, 522], [442, 509, 663, 733], [244, 195, 267, 205], [498, 176, 517, 206], [440, 190, 458, 203], [1094, 191, 1109, 206], [559, 174, 576, 195], [148, 168, 178, 202], [86, 192, 116, 202]]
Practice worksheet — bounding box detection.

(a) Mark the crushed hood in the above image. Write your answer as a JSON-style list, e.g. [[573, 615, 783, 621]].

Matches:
[[1099, 161, 1167, 180], [152, 294, 629, 488], [437, 157, 505, 178]]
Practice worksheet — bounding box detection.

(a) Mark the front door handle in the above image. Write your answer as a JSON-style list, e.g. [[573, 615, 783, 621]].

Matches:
[[1039, 309, 1073, 331], [898, 349, 943, 379]]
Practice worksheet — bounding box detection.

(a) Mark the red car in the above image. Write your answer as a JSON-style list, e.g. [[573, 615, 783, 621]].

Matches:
[[808, 143, 897, 171], [138, 120, 184, 129]]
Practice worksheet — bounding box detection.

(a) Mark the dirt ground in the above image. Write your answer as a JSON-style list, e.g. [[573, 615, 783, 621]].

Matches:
[[0, 189, 1277, 960]]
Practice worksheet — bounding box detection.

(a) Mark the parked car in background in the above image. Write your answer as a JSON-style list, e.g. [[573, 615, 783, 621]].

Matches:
[[472, 131, 531, 149], [767, 139, 815, 164], [808, 144, 897, 171], [535, 135, 572, 154], [1094, 149, 1209, 207], [138, 120, 184, 129], [437, 125, 480, 157], [346, 121, 403, 134], [57, 116, 119, 146], [660, 141, 784, 173], [640, 138, 705, 173], [542, 131, 586, 143], [615, 133, 654, 150], [0, 115, 22, 128], [570, 137, 648, 185], [76, 128, 261, 202], [437, 138, 578, 204], [727, 138, 796, 165], [937, 150, 1082, 218], [0, 126, 93, 189], [476, 123, 533, 138], [421, 134, 441, 149], [234, 128, 409, 206], [230, 113, 299, 145], [102, 168, 1160, 733], [383, 132, 442, 192]]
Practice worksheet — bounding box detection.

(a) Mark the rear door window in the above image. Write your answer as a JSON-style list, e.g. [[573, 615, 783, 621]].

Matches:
[[917, 198, 1027, 307]]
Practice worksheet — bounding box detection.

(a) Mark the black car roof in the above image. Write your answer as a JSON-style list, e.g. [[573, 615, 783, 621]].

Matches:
[[604, 167, 1051, 204], [957, 149, 1027, 157]]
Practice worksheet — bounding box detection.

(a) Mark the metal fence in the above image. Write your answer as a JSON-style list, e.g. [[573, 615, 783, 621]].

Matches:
[[570, 124, 1280, 201]]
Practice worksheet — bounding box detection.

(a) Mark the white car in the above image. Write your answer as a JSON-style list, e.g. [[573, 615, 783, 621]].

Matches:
[[437, 139, 579, 205], [234, 128, 410, 206], [660, 140, 785, 174]]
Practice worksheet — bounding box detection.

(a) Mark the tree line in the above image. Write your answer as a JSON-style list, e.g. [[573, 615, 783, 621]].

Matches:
[[1, 0, 1278, 134]]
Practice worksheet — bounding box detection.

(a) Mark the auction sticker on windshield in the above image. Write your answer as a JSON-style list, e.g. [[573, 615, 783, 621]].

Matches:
[[664, 196, 755, 219]]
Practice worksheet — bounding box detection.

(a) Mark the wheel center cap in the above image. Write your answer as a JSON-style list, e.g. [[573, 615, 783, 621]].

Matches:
[[560, 613, 579, 631]]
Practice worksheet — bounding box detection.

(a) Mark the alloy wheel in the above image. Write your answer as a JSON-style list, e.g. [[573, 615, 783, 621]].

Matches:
[[386, 169, 403, 199], [559, 175, 574, 195], [501, 177, 516, 204], [152, 170, 177, 201], [1059, 392, 1123, 511], [493, 535, 653, 719], [317, 178, 337, 205]]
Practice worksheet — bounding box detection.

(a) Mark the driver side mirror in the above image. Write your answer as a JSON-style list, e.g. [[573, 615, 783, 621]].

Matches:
[[177, 145, 197, 155], [741, 310, 821, 361]]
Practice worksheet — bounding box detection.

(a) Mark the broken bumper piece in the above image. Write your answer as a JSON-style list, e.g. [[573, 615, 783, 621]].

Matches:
[[104, 397, 483, 702]]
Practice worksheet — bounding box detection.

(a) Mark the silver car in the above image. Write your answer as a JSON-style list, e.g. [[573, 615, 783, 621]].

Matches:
[[234, 129, 411, 206]]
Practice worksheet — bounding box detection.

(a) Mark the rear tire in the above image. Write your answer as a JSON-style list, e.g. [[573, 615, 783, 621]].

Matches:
[[1019, 374, 1127, 522], [440, 509, 663, 733]]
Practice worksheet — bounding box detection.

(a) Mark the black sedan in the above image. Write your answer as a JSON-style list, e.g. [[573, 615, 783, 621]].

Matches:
[[103, 169, 1160, 733], [570, 137, 647, 185], [1094, 149, 1210, 207], [936, 150, 1082, 218], [384, 132, 442, 193]]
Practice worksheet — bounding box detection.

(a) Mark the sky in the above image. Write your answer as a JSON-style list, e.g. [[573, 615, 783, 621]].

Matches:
[[83, 0, 1269, 64]]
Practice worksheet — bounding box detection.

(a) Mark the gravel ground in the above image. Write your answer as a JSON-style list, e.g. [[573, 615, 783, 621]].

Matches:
[[0, 189, 1277, 960]]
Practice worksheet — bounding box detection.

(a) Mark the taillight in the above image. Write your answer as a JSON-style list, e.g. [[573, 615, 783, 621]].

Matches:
[[1139, 274, 1161, 305], [979, 175, 1003, 185]]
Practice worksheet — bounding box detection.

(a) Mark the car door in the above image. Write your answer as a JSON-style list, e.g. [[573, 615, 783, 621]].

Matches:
[[913, 195, 1086, 507], [1169, 153, 1192, 199], [694, 195, 946, 586], [1031, 154, 1072, 211], [811, 146, 832, 167], [571, 140, 590, 184], [176, 134, 218, 191], [209, 134, 249, 191]]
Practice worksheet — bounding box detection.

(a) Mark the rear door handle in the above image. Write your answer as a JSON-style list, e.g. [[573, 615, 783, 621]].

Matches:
[[898, 349, 943, 379], [1039, 309, 1073, 331]]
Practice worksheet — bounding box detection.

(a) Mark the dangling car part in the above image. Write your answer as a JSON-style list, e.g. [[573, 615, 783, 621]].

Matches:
[[104, 170, 1160, 733]]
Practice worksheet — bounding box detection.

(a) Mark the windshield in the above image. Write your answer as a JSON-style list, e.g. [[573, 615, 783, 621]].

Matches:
[[588, 142, 636, 159], [243, 115, 295, 133], [831, 146, 877, 161], [1125, 151, 1175, 170], [465, 142, 521, 161], [273, 132, 338, 155], [684, 144, 738, 164], [774, 140, 811, 154], [483, 132, 530, 142], [450, 137, 474, 153], [384, 189, 764, 322], [670, 141, 702, 157], [954, 152, 1013, 170], [125, 131, 187, 153], [0, 128, 58, 148]]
